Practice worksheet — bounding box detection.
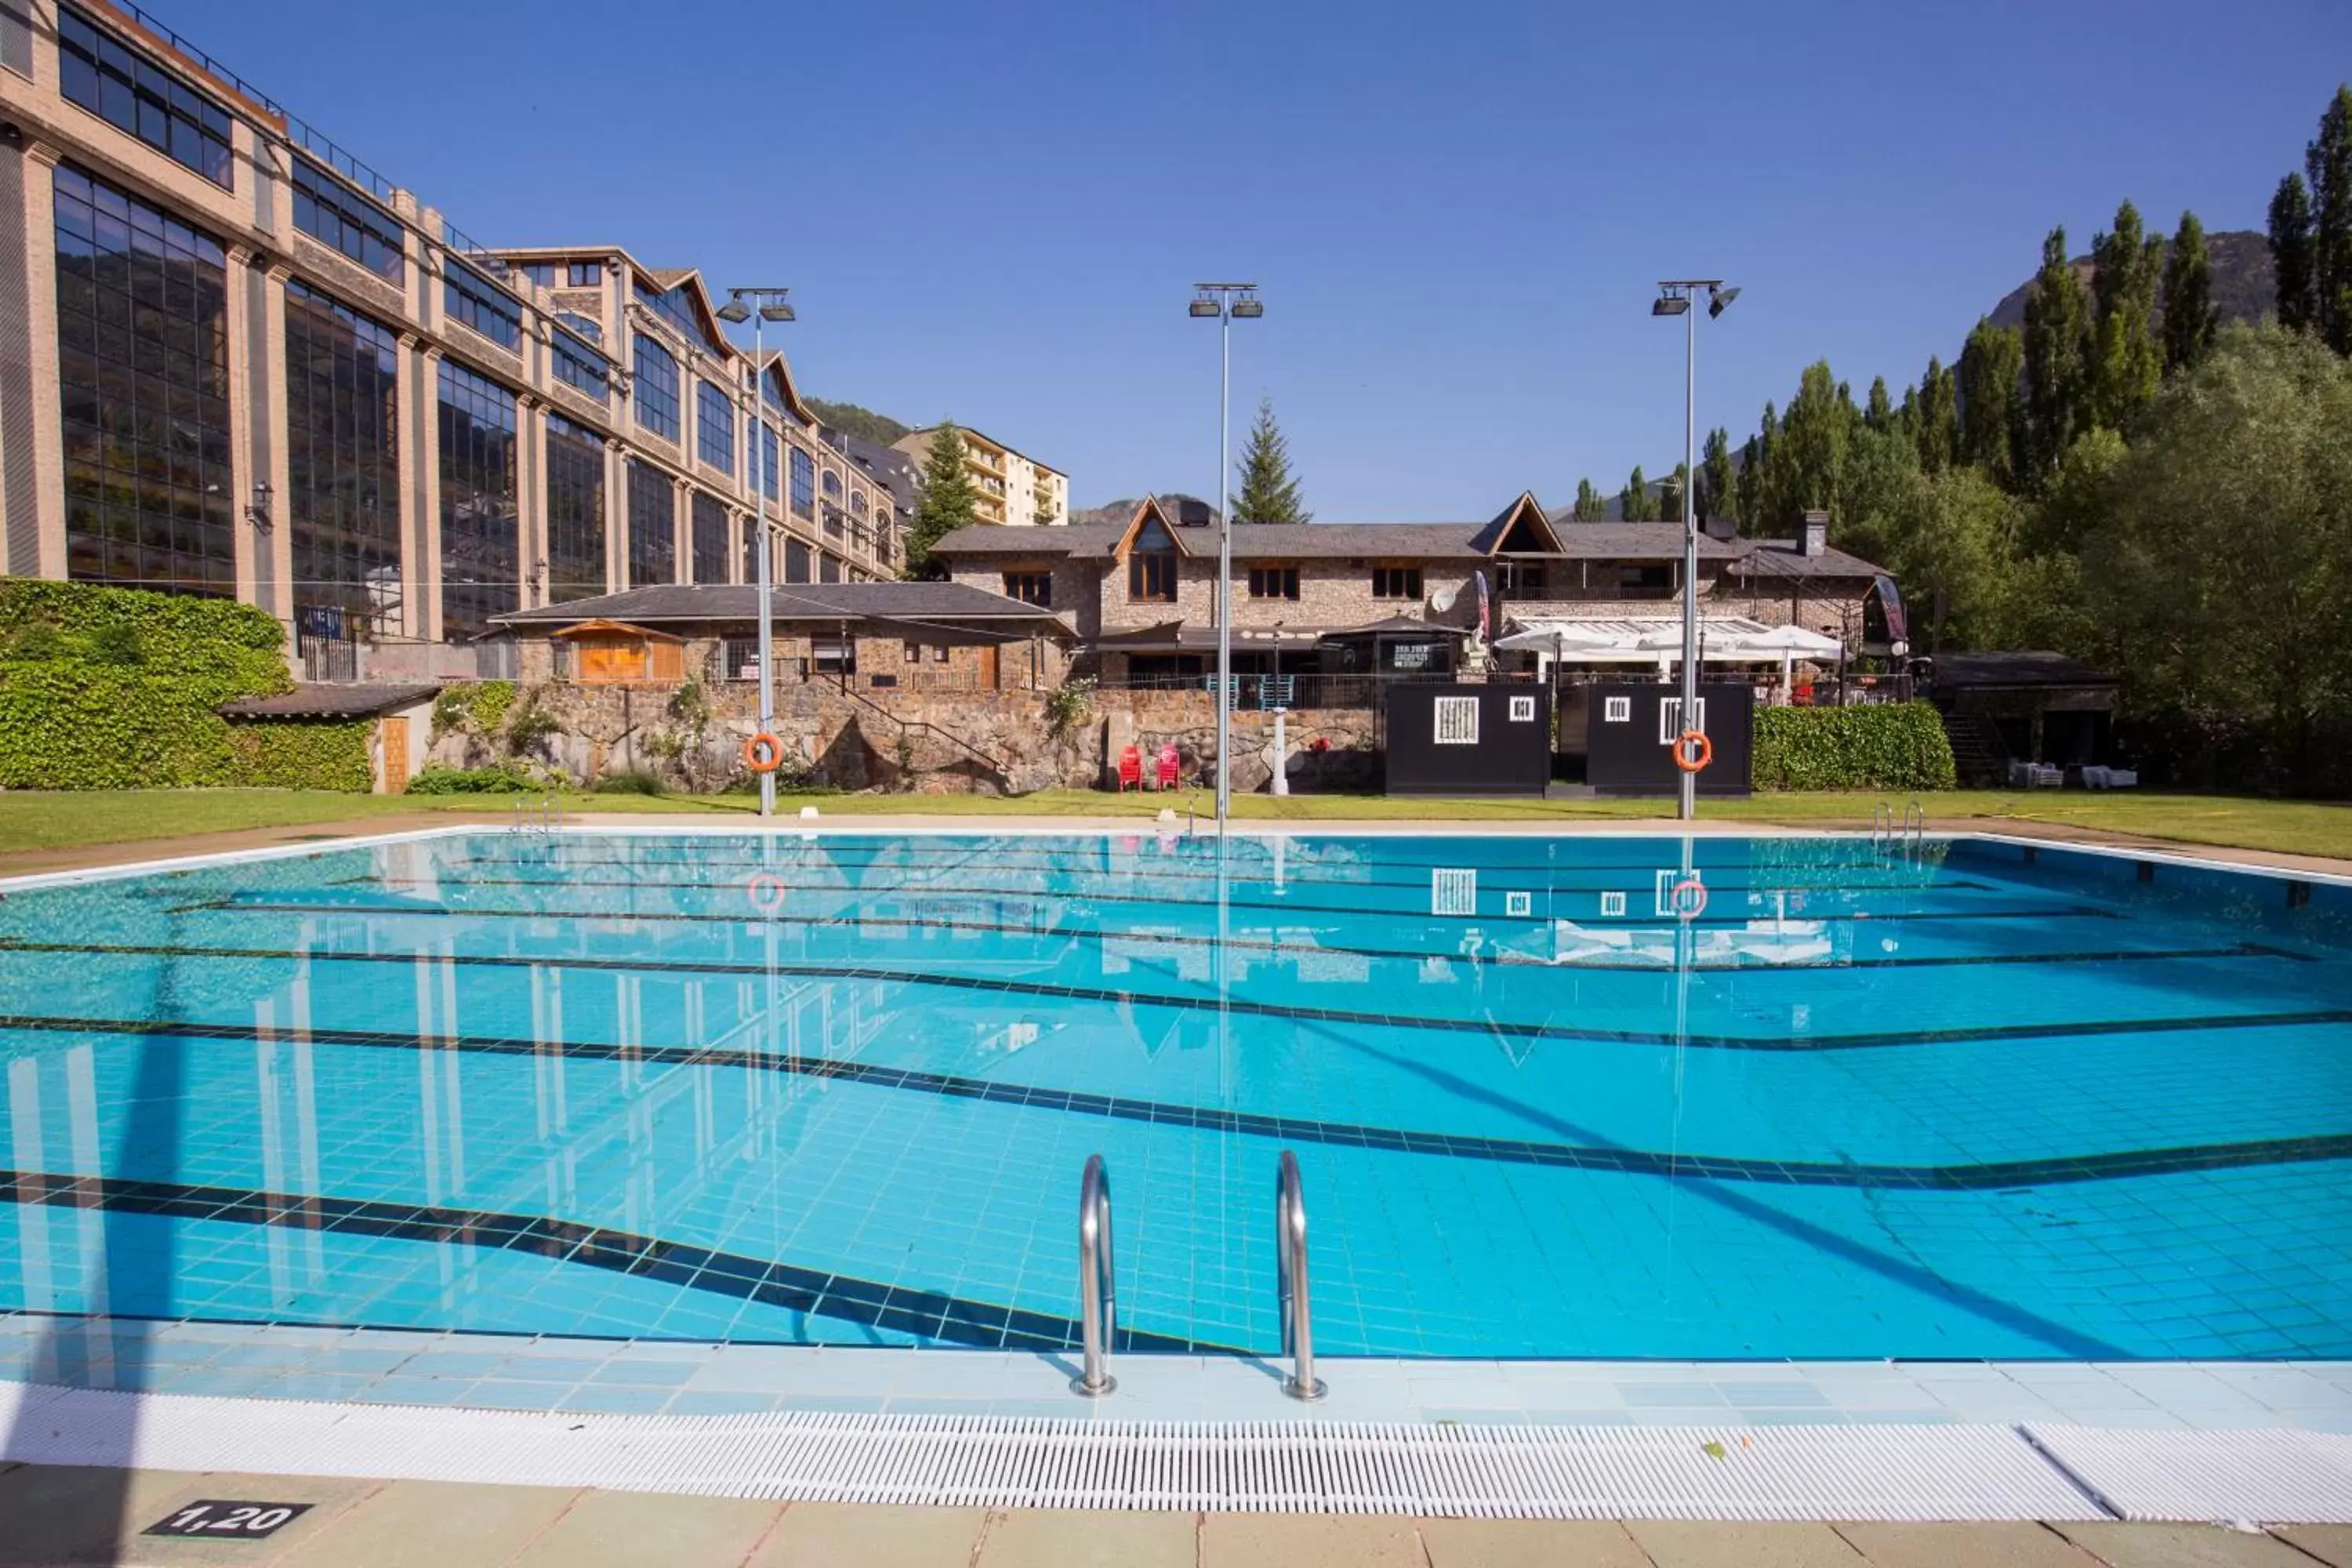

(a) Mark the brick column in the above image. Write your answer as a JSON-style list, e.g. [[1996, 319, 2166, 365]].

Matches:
[[5, 136, 65, 579], [412, 340, 444, 641], [223, 243, 259, 607], [673, 475, 690, 586], [517, 392, 544, 608], [259, 261, 295, 626], [604, 437, 625, 593]]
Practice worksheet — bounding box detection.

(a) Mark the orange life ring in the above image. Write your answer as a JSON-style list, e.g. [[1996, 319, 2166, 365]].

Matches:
[[742, 732, 784, 773], [1671, 729, 1712, 773], [746, 872, 786, 914], [1670, 877, 1709, 919]]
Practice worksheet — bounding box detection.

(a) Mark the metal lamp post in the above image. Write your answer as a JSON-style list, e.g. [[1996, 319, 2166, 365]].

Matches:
[[717, 287, 796, 818], [1651, 279, 1737, 822], [1189, 283, 1262, 831]]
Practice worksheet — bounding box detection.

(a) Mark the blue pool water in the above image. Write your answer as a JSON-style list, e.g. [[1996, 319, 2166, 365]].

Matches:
[[0, 829, 2347, 1363]]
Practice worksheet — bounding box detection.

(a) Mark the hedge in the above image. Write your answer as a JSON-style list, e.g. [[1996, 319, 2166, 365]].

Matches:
[[0, 581, 365, 791], [1751, 702, 1958, 792]]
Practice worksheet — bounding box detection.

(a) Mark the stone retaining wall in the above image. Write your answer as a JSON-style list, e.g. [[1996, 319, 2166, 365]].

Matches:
[[427, 681, 1384, 796]]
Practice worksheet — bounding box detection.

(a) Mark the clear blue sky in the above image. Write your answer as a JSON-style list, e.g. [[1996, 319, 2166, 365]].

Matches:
[[171, 0, 2351, 518]]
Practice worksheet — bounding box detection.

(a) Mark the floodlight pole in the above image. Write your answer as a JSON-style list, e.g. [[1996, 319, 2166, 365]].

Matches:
[[1656, 278, 1733, 823], [721, 286, 795, 819], [1193, 283, 1259, 833]]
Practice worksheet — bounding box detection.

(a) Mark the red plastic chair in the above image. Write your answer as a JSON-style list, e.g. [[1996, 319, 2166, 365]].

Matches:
[[1156, 743, 1181, 790], [1116, 744, 1143, 791]]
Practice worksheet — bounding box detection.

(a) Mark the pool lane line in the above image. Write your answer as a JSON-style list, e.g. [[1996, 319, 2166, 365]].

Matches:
[[231, 884, 2121, 931], [31, 935, 2327, 1054], [3, 1010, 2348, 1192], [0, 1167, 1229, 1356], [24, 935, 2337, 1052]]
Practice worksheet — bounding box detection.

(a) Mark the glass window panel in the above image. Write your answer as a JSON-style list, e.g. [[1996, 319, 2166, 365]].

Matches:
[[53, 163, 234, 596], [695, 379, 734, 474], [691, 491, 728, 584], [626, 459, 675, 586], [631, 332, 679, 441], [545, 413, 608, 603], [285, 280, 402, 636], [57, 7, 234, 188], [435, 359, 518, 639]]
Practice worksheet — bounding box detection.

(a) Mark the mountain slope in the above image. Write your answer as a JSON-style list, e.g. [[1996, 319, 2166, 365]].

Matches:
[[1986, 230, 2275, 332], [805, 399, 910, 446]]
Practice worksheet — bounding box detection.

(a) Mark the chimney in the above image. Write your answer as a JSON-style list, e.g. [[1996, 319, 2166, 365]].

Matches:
[[1800, 510, 1828, 557], [1173, 497, 1213, 528], [1701, 515, 1737, 542]]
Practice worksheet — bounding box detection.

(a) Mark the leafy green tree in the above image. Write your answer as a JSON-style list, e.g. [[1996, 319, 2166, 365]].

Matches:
[[1658, 463, 1690, 524], [2089, 201, 2165, 427], [2028, 426, 2129, 557], [1916, 356, 1959, 474], [1621, 466, 1651, 522], [2310, 85, 2352, 354], [903, 420, 978, 579], [2270, 172, 2318, 335], [2080, 325, 2352, 787], [1737, 403, 1778, 535], [1863, 376, 1894, 431], [2023, 227, 2095, 483], [2161, 211, 2220, 373], [1698, 427, 1737, 527], [1573, 477, 1607, 521], [1773, 361, 1852, 525], [1830, 425, 1924, 573], [1958, 318, 2024, 488], [1232, 397, 1311, 524]]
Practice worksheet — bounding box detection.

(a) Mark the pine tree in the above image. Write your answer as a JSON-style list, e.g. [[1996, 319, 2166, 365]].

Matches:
[[1572, 477, 1607, 522], [2022, 226, 2094, 483], [1917, 356, 1958, 474], [1698, 427, 1737, 528], [1621, 466, 1650, 522], [2089, 200, 2164, 427], [2161, 211, 2220, 374], [1232, 397, 1310, 524], [1863, 377, 1893, 431], [2309, 84, 2352, 354], [2270, 173, 2317, 335], [1958, 318, 2024, 489], [903, 420, 979, 578]]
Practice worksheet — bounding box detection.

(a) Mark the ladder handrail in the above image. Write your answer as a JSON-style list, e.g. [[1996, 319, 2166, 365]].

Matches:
[[1071, 1153, 1116, 1397], [1275, 1150, 1327, 1401]]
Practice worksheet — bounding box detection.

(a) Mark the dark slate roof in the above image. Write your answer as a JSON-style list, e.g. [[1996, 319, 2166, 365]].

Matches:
[[1329, 615, 1474, 637], [927, 517, 1778, 564], [219, 683, 441, 719], [1730, 539, 1885, 579], [837, 434, 921, 512], [1933, 651, 2119, 688], [492, 583, 1062, 626]]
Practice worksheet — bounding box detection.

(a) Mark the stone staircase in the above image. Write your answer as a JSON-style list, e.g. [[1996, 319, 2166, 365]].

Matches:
[[1939, 709, 2009, 787]]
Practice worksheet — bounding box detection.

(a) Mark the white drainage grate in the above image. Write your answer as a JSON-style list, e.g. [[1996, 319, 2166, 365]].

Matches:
[[2024, 1425, 2352, 1523], [0, 1384, 2106, 1519]]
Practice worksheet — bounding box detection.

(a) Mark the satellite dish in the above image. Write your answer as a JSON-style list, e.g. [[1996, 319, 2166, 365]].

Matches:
[[1429, 585, 1458, 612]]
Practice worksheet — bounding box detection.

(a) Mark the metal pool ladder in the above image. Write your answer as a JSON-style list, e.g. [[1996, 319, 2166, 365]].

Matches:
[[1072, 1153, 1116, 1397], [1276, 1150, 1327, 1401]]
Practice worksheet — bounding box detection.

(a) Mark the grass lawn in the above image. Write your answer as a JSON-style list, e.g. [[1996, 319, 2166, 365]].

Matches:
[[3, 786, 2348, 862]]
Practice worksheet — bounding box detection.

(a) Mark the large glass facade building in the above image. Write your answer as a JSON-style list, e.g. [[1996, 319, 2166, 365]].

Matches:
[[5, 1, 903, 650]]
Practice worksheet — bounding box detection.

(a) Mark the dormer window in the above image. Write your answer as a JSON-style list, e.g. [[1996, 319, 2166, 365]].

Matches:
[[1127, 517, 1178, 602]]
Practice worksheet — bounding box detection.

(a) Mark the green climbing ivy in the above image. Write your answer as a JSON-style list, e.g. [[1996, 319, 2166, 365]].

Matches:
[[1751, 702, 1958, 791]]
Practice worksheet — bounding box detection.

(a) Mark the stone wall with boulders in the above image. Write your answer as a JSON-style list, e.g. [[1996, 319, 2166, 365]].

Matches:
[[425, 678, 1385, 797]]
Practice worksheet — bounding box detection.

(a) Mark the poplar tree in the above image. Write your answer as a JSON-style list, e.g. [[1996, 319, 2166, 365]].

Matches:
[[1958, 319, 2024, 489], [2161, 211, 2220, 373], [1916, 356, 1959, 474], [1864, 376, 1894, 431], [1698, 428, 1737, 528], [1775, 361, 1852, 521], [1621, 466, 1651, 522], [1232, 397, 1311, 524], [904, 422, 982, 578], [2089, 200, 2164, 427], [2023, 227, 2094, 482], [2270, 173, 2318, 335], [1573, 478, 1607, 521], [2309, 85, 2352, 354]]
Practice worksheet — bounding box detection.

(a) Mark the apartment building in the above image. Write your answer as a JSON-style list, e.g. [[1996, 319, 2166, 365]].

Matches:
[[0, 0, 898, 670], [891, 425, 1068, 526]]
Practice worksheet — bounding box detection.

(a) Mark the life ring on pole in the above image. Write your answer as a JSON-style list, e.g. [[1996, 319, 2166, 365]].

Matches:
[[746, 872, 786, 915], [742, 732, 785, 773], [1671, 729, 1712, 774], [1669, 877, 1709, 920]]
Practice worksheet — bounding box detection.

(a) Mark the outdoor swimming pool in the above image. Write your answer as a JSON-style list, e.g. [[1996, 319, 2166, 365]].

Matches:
[[0, 829, 2347, 1365]]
